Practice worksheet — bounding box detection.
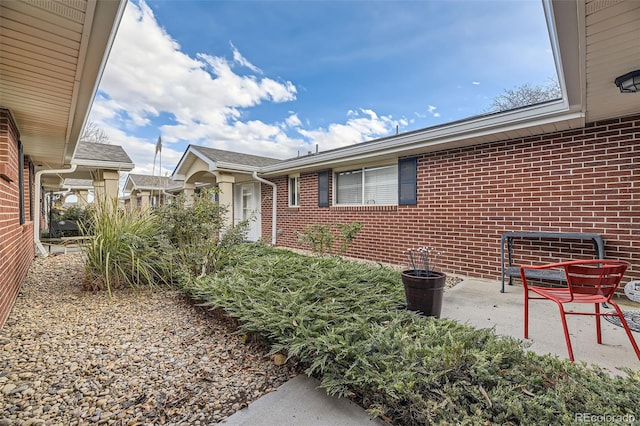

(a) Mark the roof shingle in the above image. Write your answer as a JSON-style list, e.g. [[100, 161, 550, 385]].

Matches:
[[74, 142, 133, 164]]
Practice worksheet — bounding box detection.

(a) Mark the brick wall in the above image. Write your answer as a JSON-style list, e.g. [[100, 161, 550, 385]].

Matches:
[[262, 113, 640, 282], [0, 108, 35, 329]]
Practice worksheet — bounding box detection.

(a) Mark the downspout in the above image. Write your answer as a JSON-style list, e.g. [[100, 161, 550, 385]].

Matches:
[[34, 165, 78, 257], [252, 171, 277, 246]]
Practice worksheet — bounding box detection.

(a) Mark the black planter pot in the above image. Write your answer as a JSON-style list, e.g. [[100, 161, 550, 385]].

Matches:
[[401, 269, 446, 318]]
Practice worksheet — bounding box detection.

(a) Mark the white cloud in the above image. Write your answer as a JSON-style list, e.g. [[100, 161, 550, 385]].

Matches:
[[472, 81, 481, 85], [285, 113, 302, 127], [427, 105, 441, 118], [297, 109, 399, 151], [90, 0, 403, 172], [230, 41, 262, 74]]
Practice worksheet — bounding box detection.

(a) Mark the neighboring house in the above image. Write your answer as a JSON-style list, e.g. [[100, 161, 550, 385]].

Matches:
[[172, 145, 282, 242], [72, 142, 135, 203], [61, 179, 95, 207], [123, 174, 184, 209], [172, 1, 640, 282], [0, 0, 126, 328]]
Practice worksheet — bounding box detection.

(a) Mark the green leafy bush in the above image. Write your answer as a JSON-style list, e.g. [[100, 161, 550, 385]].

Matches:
[[155, 187, 249, 277], [181, 243, 640, 425]]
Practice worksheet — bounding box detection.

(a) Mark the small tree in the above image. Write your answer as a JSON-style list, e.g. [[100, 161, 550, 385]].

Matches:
[[489, 78, 561, 112]]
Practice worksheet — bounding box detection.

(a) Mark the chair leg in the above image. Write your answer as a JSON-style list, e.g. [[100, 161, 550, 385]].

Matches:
[[595, 303, 602, 344], [524, 289, 529, 339], [610, 303, 640, 361], [557, 303, 575, 362]]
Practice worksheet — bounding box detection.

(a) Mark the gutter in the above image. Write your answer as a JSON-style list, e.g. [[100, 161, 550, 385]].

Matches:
[[72, 159, 135, 171], [259, 104, 584, 176], [252, 171, 277, 246], [34, 165, 78, 257]]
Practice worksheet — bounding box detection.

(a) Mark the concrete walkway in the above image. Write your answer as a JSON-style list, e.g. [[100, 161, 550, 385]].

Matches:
[[222, 276, 640, 425], [221, 375, 387, 426]]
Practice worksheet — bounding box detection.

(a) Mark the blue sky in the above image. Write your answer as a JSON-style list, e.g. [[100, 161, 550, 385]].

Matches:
[[89, 0, 557, 176]]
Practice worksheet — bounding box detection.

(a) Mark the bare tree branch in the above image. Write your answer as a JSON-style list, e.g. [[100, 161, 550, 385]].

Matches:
[[490, 79, 561, 112], [80, 122, 111, 144]]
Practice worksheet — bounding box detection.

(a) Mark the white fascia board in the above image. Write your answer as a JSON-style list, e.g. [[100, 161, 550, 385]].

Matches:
[[134, 185, 166, 191], [62, 183, 94, 190], [123, 176, 135, 191], [67, 0, 127, 164], [71, 159, 135, 171], [215, 163, 260, 174], [261, 103, 584, 176], [174, 146, 218, 176]]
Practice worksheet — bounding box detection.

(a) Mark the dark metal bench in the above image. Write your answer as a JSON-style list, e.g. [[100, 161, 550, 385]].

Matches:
[[49, 220, 79, 238], [500, 231, 605, 293]]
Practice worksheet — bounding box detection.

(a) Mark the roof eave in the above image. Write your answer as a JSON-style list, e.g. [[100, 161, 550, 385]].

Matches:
[[66, 0, 127, 164], [260, 102, 585, 176]]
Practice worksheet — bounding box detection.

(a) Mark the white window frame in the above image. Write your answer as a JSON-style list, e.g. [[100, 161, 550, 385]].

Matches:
[[334, 162, 398, 206], [288, 174, 300, 207]]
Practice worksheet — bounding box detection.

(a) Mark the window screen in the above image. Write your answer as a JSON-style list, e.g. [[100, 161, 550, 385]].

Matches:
[[318, 170, 329, 207], [398, 157, 418, 205]]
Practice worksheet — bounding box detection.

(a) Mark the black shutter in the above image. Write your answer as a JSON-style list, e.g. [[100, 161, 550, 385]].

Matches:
[[318, 170, 329, 207], [398, 157, 417, 205], [29, 161, 34, 221], [18, 140, 25, 224]]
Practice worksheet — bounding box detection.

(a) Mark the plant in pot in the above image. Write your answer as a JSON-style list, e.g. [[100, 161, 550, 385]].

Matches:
[[401, 246, 446, 318]]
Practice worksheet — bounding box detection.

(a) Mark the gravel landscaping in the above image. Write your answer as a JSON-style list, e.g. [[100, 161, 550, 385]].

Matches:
[[0, 253, 299, 425]]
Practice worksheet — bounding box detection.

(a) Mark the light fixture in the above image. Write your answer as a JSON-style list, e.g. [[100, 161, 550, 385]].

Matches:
[[614, 70, 640, 93]]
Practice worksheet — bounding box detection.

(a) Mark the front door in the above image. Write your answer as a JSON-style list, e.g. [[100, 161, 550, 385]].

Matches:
[[234, 182, 261, 241]]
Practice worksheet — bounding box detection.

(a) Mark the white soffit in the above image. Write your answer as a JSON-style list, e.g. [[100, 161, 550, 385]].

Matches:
[[584, 0, 640, 122], [0, 0, 125, 168]]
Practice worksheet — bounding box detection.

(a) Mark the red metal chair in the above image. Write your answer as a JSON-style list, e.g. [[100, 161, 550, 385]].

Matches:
[[521, 259, 640, 362]]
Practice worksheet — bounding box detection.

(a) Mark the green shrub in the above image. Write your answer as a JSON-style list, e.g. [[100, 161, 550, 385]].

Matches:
[[181, 243, 640, 425], [296, 221, 362, 255], [155, 187, 249, 276], [82, 202, 168, 296]]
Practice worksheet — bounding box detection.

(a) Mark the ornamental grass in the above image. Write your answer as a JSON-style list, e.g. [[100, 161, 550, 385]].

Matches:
[[82, 202, 168, 296], [181, 243, 640, 425]]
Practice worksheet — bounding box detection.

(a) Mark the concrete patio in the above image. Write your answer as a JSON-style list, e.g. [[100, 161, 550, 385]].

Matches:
[[442, 276, 640, 374]]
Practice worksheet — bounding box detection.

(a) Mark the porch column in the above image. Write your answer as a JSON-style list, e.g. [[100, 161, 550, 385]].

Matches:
[[182, 183, 196, 206], [137, 191, 151, 210], [216, 173, 235, 230], [93, 170, 120, 205]]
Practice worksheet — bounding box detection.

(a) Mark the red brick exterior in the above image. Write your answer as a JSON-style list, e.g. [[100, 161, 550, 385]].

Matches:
[[262, 113, 640, 282], [0, 109, 35, 329]]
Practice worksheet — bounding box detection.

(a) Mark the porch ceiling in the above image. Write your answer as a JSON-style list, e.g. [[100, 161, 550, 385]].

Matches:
[[0, 0, 124, 169], [584, 0, 640, 122]]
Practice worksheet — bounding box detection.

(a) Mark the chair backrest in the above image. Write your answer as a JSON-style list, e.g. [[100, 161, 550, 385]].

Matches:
[[564, 260, 629, 299]]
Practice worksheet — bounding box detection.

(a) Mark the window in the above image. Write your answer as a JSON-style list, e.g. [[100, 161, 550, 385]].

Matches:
[[288, 175, 300, 207], [398, 157, 418, 205], [335, 164, 397, 205], [318, 170, 329, 207]]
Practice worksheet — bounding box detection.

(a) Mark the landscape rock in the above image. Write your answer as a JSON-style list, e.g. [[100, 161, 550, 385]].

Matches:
[[0, 253, 299, 425]]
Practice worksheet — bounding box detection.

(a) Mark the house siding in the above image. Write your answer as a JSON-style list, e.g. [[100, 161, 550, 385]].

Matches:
[[0, 109, 35, 329], [261, 113, 640, 282]]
